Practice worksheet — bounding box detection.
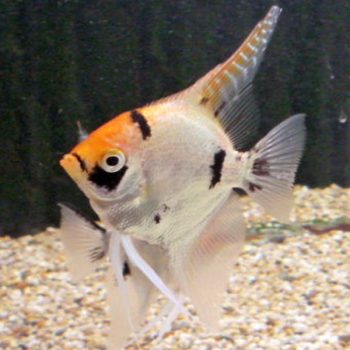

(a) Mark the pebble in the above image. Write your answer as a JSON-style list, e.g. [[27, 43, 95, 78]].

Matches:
[[1, 186, 349, 349], [178, 333, 193, 349]]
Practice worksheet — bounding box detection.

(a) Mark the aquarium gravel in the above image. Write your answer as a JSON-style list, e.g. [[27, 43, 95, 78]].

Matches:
[[1, 185, 349, 350]]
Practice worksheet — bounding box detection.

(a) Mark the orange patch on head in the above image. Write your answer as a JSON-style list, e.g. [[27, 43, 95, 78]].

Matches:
[[60, 111, 141, 181], [76, 112, 136, 158]]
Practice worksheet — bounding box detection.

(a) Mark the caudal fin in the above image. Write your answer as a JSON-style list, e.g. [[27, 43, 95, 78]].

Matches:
[[241, 114, 306, 222]]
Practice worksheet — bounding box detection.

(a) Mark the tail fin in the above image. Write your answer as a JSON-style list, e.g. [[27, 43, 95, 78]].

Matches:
[[241, 114, 306, 222]]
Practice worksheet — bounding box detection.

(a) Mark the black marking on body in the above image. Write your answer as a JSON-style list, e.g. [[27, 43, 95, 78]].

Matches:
[[252, 158, 270, 176], [162, 204, 170, 212], [89, 165, 128, 191], [154, 213, 161, 224], [248, 182, 263, 192], [123, 261, 131, 277], [209, 149, 226, 189], [214, 101, 227, 117], [89, 247, 105, 262], [72, 153, 87, 172], [131, 110, 151, 140]]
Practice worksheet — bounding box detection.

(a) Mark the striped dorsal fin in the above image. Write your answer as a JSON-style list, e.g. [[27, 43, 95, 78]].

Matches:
[[185, 6, 282, 149]]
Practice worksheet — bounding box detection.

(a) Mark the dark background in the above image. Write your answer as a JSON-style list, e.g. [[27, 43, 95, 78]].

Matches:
[[1, 0, 349, 236]]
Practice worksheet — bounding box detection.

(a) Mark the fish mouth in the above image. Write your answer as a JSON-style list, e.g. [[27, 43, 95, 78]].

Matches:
[[60, 154, 96, 198], [60, 153, 85, 183]]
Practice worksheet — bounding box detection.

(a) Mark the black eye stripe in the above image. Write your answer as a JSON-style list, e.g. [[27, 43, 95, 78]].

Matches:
[[89, 165, 128, 191]]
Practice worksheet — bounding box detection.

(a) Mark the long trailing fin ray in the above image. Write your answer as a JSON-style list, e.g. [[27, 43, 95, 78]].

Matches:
[[106, 266, 138, 350], [121, 235, 184, 313], [59, 203, 107, 282], [156, 300, 183, 342], [172, 193, 245, 328], [241, 114, 306, 222], [127, 300, 174, 346], [108, 233, 135, 332], [107, 236, 171, 349], [107, 262, 152, 350]]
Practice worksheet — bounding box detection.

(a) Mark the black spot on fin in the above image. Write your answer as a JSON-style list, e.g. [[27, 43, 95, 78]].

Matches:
[[214, 101, 227, 117], [199, 97, 210, 105], [209, 149, 226, 189], [59, 202, 108, 281], [248, 182, 262, 192], [131, 110, 151, 140], [89, 246, 105, 262], [232, 187, 247, 197], [252, 158, 270, 176], [123, 261, 131, 277]]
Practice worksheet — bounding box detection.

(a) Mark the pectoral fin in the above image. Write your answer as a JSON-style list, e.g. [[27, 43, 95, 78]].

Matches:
[[59, 203, 108, 282]]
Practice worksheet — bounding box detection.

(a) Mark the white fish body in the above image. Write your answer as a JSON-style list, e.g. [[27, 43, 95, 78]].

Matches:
[[59, 6, 306, 348]]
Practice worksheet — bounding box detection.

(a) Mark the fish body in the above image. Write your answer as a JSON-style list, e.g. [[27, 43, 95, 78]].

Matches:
[[59, 6, 306, 348], [99, 103, 235, 242]]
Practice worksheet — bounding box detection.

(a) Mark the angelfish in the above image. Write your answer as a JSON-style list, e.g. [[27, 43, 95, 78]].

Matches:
[[59, 6, 306, 349]]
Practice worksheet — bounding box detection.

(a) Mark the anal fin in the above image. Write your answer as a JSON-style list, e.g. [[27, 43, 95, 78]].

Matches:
[[174, 193, 246, 328]]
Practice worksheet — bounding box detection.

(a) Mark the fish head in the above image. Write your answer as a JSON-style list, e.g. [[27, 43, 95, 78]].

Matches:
[[60, 111, 145, 205]]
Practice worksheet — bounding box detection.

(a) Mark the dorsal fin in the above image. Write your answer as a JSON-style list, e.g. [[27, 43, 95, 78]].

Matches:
[[149, 6, 282, 149], [192, 6, 282, 106], [184, 6, 282, 149]]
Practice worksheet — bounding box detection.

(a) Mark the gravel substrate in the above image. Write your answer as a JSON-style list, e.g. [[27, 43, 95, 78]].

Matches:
[[1, 185, 349, 350]]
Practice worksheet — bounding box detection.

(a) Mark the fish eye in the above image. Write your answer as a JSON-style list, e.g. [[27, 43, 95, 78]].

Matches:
[[100, 150, 126, 173]]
